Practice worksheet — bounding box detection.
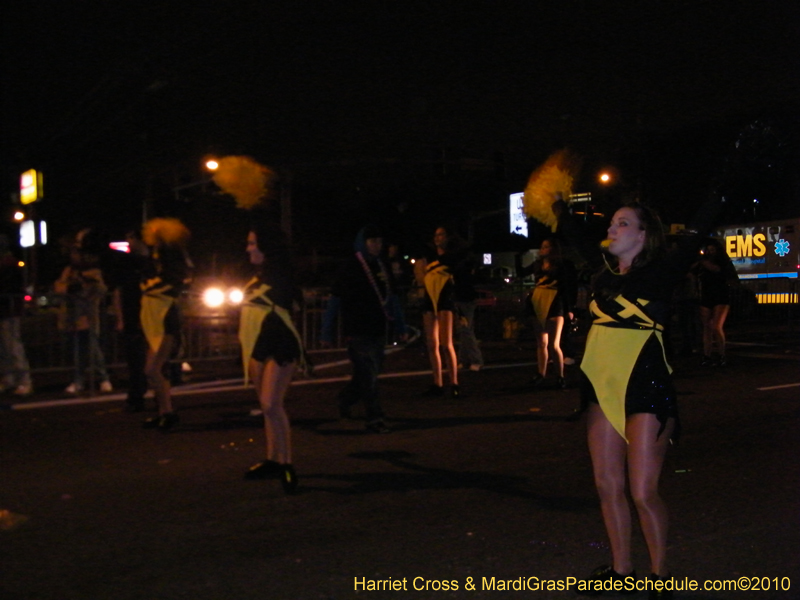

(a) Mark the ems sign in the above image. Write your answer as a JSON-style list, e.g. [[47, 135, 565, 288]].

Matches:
[[725, 234, 766, 258]]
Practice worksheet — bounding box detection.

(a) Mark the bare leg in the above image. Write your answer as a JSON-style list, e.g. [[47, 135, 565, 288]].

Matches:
[[536, 329, 549, 378], [699, 306, 713, 356], [626, 413, 675, 577], [710, 304, 729, 356], [253, 358, 296, 464], [587, 403, 633, 575], [423, 311, 443, 386], [547, 316, 565, 377], [145, 335, 176, 415], [437, 310, 458, 386]]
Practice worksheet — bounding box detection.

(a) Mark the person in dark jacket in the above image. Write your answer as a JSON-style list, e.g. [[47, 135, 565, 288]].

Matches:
[[321, 225, 407, 433], [0, 234, 32, 396]]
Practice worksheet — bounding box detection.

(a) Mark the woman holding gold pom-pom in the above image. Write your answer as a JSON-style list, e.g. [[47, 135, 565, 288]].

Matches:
[[139, 218, 193, 432], [239, 220, 305, 494]]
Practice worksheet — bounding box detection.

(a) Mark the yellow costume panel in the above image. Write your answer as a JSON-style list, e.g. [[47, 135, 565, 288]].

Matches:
[[423, 260, 452, 315], [140, 293, 175, 353], [531, 284, 557, 329], [238, 277, 304, 386], [580, 295, 670, 442]]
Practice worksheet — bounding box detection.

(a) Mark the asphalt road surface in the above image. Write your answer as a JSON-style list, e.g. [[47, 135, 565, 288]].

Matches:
[[2, 330, 799, 599]]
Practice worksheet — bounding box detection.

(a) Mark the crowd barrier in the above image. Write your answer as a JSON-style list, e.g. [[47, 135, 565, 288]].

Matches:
[[3, 281, 797, 380]]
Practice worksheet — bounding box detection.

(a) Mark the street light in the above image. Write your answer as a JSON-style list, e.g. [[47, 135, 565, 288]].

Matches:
[[205, 159, 219, 171], [599, 172, 611, 184]]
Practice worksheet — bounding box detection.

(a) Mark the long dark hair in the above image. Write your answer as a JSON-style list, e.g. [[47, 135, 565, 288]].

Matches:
[[538, 236, 564, 266], [431, 225, 466, 255]]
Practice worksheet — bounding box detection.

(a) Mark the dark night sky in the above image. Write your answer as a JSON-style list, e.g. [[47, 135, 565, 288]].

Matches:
[[3, 0, 800, 269]]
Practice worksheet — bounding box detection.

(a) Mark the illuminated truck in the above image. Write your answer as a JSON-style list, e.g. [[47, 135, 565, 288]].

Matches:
[[713, 218, 799, 304]]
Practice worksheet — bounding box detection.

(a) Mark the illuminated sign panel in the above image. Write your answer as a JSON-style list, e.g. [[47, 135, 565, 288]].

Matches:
[[20, 221, 36, 248], [20, 169, 43, 205], [725, 234, 766, 258], [509, 192, 528, 237], [716, 220, 799, 280]]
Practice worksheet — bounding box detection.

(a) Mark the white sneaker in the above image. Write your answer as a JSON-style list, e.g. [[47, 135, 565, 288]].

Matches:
[[13, 384, 32, 396], [99, 380, 113, 393], [65, 383, 81, 394]]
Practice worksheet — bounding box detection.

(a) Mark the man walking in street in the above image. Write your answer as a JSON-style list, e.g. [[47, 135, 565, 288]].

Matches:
[[321, 225, 407, 433]]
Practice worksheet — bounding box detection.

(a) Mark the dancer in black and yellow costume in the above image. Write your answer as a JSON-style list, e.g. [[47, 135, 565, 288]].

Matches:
[[515, 237, 576, 389], [416, 226, 461, 397], [695, 239, 734, 367], [240, 221, 304, 493], [140, 218, 192, 431], [555, 197, 721, 599]]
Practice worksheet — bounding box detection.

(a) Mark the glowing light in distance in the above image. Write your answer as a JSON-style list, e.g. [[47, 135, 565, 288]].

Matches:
[[228, 288, 244, 304], [205, 160, 219, 171], [13, 211, 25, 221], [109, 242, 130, 253], [599, 173, 611, 183], [202, 287, 226, 308]]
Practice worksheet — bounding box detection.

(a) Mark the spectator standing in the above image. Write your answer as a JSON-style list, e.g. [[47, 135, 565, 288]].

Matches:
[[453, 249, 484, 371], [0, 234, 32, 396], [91, 228, 150, 411], [54, 232, 113, 395]]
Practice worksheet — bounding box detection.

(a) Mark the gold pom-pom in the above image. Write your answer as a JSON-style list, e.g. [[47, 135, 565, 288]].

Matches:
[[523, 149, 580, 231], [211, 156, 274, 210], [142, 218, 191, 247]]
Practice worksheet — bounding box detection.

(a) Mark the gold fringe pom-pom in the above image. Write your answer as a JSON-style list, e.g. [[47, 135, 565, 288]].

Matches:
[[211, 156, 274, 210], [523, 149, 580, 231], [142, 218, 191, 247]]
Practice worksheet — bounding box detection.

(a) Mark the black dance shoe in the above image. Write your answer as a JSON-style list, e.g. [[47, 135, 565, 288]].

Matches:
[[556, 376, 567, 389], [577, 565, 637, 596], [244, 459, 283, 480], [142, 413, 179, 431], [280, 464, 298, 494], [530, 374, 544, 389], [648, 573, 672, 600], [450, 384, 460, 398], [422, 384, 444, 397]]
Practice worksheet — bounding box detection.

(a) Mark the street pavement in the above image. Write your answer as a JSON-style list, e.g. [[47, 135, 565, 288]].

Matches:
[[2, 328, 799, 600]]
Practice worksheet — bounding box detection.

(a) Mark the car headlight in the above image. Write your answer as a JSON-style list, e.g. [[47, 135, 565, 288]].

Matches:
[[202, 287, 226, 308]]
